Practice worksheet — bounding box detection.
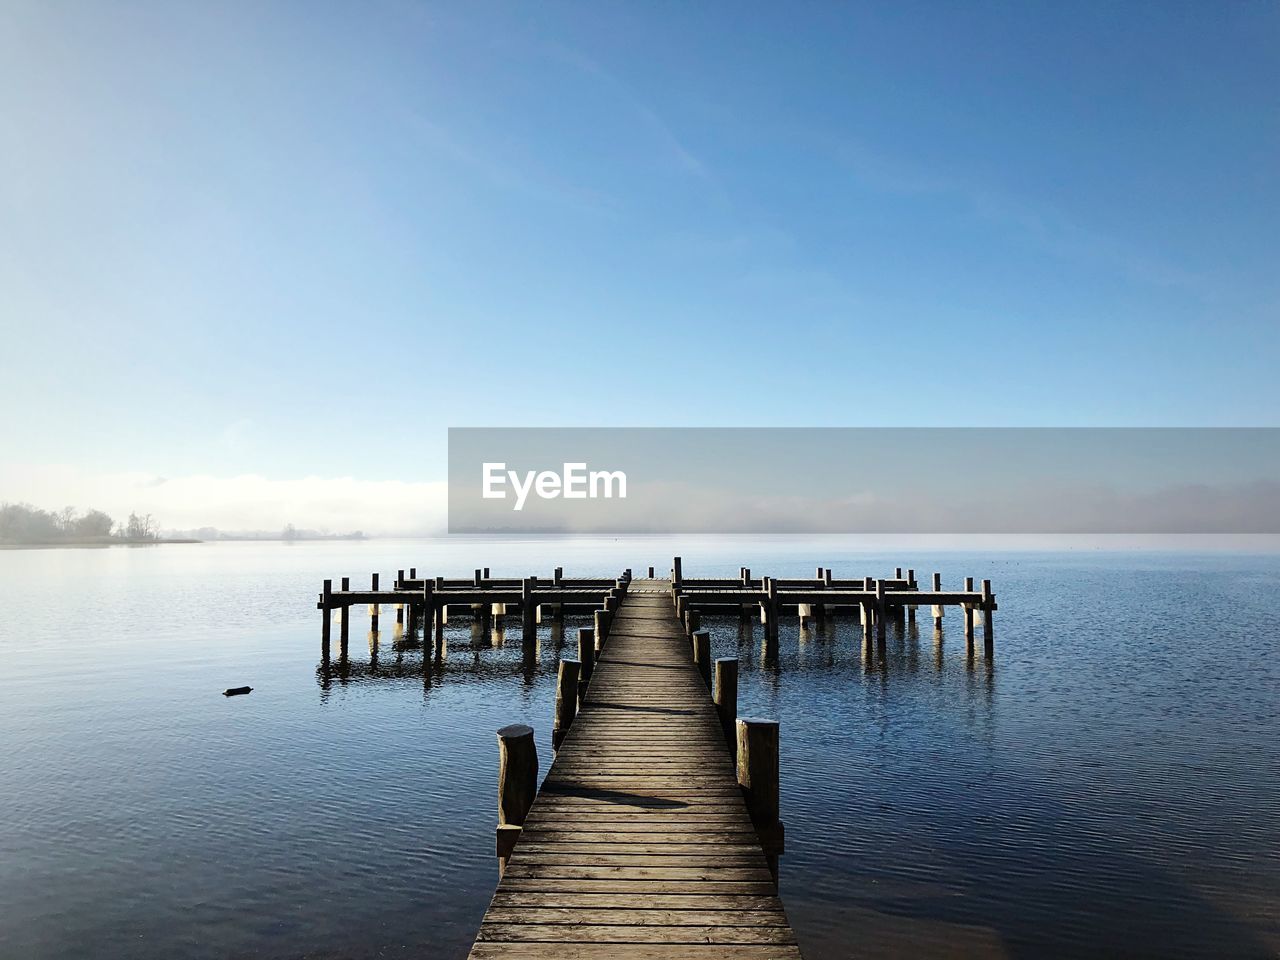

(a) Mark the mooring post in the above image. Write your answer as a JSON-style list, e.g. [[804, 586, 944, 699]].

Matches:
[[496, 723, 538, 877], [714, 657, 739, 756], [963, 576, 975, 643], [370, 573, 380, 633], [907, 568, 917, 625], [552, 659, 580, 751], [736, 718, 783, 881], [521, 577, 536, 642], [692, 629, 712, 690], [338, 576, 351, 643], [433, 576, 445, 645], [765, 577, 779, 642], [672, 555, 683, 586], [396, 587, 404, 626], [675, 593, 688, 624], [812, 565, 825, 622], [875, 578, 887, 643], [982, 579, 994, 656], [932, 572, 943, 632], [321, 579, 332, 645], [594, 608, 611, 651], [577, 627, 595, 707], [686, 608, 700, 638]]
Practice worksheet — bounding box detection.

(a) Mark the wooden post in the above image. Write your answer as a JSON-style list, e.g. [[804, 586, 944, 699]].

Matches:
[[907, 568, 917, 626], [742, 567, 751, 585], [963, 576, 975, 643], [672, 555, 683, 586], [483, 567, 490, 578], [521, 577, 536, 642], [932, 572, 943, 631], [647, 565, 655, 578], [321, 579, 332, 645], [692, 629, 712, 690], [714, 658, 738, 756], [594, 608, 611, 651], [736, 718, 783, 880], [685, 609, 700, 638], [433, 576, 445, 646], [552, 659, 580, 751], [982, 578, 994, 656], [812, 565, 825, 622], [339, 576, 350, 644], [496, 723, 538, 877], [675, 593, 688, 622], [577, 627, 595, 706], [763, 578, 779, 642], [875, 578, 887, 643], [370, 573, 380, 632]]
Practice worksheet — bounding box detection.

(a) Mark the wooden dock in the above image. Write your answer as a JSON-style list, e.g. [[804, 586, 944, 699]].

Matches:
[[312, 558, 1000, 956], [469, 579, 801, 959]]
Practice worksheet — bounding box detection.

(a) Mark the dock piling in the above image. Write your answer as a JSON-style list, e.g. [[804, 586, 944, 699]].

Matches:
[[714, 657, 739, 755], [982, 578, 995, 655], [692, 629, 712, 690], [577, 627, 595, 707], [552, 659, 580, 751], [736, 717, 784, 881], [495, 723, 537, 877]]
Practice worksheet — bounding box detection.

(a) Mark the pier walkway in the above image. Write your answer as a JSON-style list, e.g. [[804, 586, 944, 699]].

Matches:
[[468, 580, 801, 959]]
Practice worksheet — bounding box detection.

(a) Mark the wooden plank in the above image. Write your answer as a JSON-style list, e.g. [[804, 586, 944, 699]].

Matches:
[[471, 945, 803, 960]]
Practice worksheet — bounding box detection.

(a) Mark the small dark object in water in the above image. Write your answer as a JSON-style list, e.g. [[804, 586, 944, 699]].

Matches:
[[223, 686, 253, 697]]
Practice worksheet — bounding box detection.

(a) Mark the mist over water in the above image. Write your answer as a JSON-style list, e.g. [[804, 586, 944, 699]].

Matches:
[[1, 539, 1276, 959]]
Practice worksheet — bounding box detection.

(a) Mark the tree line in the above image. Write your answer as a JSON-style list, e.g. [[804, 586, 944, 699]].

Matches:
[[0, 503, 158, 543]]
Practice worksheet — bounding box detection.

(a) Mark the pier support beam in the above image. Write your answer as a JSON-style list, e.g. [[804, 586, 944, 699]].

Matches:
[[932, 572, 943, 632]]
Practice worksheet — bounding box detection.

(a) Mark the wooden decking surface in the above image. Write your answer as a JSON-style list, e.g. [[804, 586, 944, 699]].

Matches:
[[469, 580, 801, 959]]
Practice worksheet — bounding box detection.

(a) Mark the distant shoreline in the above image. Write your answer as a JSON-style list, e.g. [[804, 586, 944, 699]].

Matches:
[[0, 536, 373, 549], [0, 538, 202, 549]]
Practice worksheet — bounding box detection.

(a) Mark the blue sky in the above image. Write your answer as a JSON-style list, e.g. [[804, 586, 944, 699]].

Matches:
[[1, 2, 1277, 526]]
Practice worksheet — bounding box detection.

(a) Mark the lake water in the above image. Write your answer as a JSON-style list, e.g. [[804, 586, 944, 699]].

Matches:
[[1, 539, 1277, 959]]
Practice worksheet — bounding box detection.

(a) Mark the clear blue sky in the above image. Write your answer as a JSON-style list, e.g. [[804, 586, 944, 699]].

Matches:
[[2, 1, 1277, 491]]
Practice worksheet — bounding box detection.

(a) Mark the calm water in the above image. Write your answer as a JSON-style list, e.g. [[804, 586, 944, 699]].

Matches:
[[1, 539, 1277, 959]]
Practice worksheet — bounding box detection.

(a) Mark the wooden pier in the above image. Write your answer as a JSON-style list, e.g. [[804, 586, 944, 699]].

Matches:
[[471, 577, 799, 959], [312, 559, 1000, 958]]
